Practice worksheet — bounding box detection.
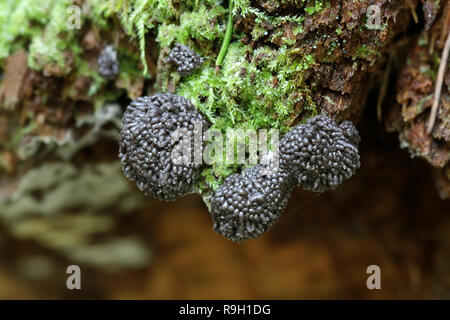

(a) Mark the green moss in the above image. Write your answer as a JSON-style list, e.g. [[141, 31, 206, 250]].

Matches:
[[252, 25, 269, 41], [0, 0, 71, 66], [0, 161, 150, 270], [0, 0, 320, 194], [27, 0, 78, 71], [352, 44, 381, 61], [176, 41, 317, 191], [157, 5, 227, 49], [234, 0, 305, 26], [0, 0, 143, 95], [101, 0, 223, 74], [305, 0, 329, 15], [327, 41, 340, 56], [156, 2, 318, 192]]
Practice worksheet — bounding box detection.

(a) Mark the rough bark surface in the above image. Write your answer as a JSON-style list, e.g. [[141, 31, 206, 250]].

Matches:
[[388, 1, 450, 198]]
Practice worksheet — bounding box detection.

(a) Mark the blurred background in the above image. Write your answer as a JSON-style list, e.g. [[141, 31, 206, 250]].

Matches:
[[0, 104, 449, 299]]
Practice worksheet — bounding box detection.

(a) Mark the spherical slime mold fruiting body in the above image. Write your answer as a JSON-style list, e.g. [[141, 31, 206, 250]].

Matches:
[[119, 93, 208, 201]]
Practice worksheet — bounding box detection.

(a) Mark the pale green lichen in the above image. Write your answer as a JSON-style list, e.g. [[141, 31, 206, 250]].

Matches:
[[147, 1, 318, 191], [156, 4, 228, 49], [0, 161, 150, 270], [352, 44, 382, 63], [0, 0, 141, 101], [15, 104, 123, 161], [0, 0, 106, 70], [0, 162, 144, 218]]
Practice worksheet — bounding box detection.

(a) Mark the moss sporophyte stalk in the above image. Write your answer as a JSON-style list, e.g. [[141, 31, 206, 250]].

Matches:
[[215, 0, 234, 73]]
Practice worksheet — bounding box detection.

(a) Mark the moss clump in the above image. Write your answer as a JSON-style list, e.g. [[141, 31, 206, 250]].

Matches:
[[148, 1, 320, 192], [352, 44, 382, 65], [157, 5, 228, 49], [177, 43, 317, 130], [304, 0, 329, 15], [0, 0, 143, 99], [176, 42, 318, 191], [101, 0, 223, 74], [0, 0, 112, 70], [0, 0, 76, 68]]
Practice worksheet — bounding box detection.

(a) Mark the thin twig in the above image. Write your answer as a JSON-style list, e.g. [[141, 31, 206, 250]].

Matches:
[[377, 54, 393, 122], [406, 0, 419, 24], [215, 0, 234, 73], [426, 31, 450, 134]]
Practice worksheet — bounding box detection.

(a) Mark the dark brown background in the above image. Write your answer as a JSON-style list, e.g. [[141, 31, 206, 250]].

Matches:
[[0, 105, 448, 299]]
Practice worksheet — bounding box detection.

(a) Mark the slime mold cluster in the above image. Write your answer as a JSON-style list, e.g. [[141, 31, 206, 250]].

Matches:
[[120, 43, 361, 242], [119, 93, 207, 201], [210, 115, 361, 242], [98, 46, 120, 81], [167, 44, 204, 77]]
